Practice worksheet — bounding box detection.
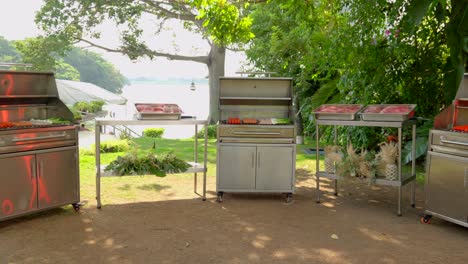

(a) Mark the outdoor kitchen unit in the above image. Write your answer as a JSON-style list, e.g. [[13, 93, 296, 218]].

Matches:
[[0, 70, 80, 221], [216, 77, 296, 202], [422, 73, 468, 227]]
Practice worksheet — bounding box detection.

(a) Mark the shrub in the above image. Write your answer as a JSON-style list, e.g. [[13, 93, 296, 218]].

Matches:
[[195, 124, 217, 139], [143, 128, 165, 138], [91, 139, 131, 153], [72, 100, 105, 113], [119, 129, 132, 140]]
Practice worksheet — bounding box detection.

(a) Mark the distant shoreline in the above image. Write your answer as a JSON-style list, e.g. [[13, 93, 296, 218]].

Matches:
[[128, 77, 209, 86]]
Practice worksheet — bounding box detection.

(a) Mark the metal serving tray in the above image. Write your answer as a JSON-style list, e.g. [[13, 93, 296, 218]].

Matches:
[[359, 104, 416, 121], [313, 104, 363, 120], [135, 103, 182, 120]]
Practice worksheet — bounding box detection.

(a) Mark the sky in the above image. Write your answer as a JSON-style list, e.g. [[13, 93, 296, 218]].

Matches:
[[0, 1, 248, 79]]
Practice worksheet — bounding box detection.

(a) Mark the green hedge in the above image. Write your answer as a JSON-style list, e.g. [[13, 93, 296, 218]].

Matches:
[[73, 100, 105, 113], [195, 124, 217, 139], [90, 139, 131, 153], [143, 128, 165, 138]]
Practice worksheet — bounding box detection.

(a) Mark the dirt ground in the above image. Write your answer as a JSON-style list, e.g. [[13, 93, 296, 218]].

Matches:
[[1, 171, 468, 264]]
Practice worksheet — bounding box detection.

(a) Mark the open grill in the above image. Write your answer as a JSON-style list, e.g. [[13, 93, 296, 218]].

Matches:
[[0, 71, 76, 154], [424, 73, 468, 227], [0, 70, 79, 221], [217, 77, 296, 144]]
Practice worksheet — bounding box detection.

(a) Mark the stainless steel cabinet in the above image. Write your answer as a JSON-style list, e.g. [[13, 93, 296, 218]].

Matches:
[[218, 145, 256, 189], [425, 152, 468, 224], [0, 155, 36, 218], [0, 147, 80, 221], [256, 146, 294, 190], [37, 149, 79, 209], [217, 143, 295, 201]]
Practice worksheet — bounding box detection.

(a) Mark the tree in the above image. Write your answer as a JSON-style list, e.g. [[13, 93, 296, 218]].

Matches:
[[247, 0, 467, 149], [247, 0, 346, 140], [2, 36, 128, 92], [64, 48, 128, 93], [0, 36, 21, 63], [36, 0, 255, 122]]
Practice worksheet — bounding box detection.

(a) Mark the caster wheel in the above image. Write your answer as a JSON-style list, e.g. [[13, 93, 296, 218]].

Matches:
[[72, 203, 80, 212], [285, 193, 293, 203], [216, 192, 224, 203], [420, 215, 432, 224]]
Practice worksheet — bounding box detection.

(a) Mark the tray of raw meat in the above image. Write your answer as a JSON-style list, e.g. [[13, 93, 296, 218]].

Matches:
[[359, 104, 416, 121], [135, 103, 183, 120], [313, 104, 364, 120]]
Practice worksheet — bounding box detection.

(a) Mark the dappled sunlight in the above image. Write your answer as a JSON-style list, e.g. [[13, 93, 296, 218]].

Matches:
[[313, 248, 353, 264], [251, 234, 272, 249], [320, 202, 336, 208], [272, 250, 287, 259], [247, 253, 261, 261], [358, 227, 402, 245]]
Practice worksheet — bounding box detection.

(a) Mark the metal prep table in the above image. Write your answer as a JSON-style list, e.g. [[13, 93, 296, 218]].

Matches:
[[95, 118, 209, 208], [314, 119, 417, 216]]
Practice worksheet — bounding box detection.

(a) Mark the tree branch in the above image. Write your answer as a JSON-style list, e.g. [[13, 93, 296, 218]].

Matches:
[[140, 0, 197, 22], [79, 38, 209, 64]]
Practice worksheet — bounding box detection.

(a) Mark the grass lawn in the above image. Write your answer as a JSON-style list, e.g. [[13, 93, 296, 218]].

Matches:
[[78, 137, 426, 205]]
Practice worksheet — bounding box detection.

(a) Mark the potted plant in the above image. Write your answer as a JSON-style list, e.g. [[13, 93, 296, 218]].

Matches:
[[376, 142, 399, 181], [324, 145, 342, 174], [337, 143, 360, 177]]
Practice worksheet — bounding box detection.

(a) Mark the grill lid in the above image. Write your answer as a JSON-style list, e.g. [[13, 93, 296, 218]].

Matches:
[[434, 73, 468, 129], [0, 70, 75, 123]]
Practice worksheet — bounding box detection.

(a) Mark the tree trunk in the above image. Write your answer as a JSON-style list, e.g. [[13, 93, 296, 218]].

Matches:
[[207, 44, 226, 123]]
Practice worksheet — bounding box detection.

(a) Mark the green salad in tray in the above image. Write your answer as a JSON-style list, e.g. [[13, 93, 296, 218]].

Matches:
[[271, 118, 292, 125]]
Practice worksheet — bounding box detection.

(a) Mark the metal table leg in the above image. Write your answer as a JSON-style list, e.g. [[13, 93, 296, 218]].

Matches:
[[397, 127, 402, 216], [316, 123, 321, 203], [194, 124, 198, 194], [203, 123, 208, 201], [333, 125, 338, 196], [96, 122, 102, 209], [411, 124, 416, 207]]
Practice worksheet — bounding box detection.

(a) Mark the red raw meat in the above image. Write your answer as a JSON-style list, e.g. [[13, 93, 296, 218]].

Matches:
[[380, 106, 411, 113], [316, 105, 361, 113], [363, 106, 384, 113]]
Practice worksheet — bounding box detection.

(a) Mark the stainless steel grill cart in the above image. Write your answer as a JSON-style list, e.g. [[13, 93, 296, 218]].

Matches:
[[95, 118, 209, 208], [0, 70, 80, 221], [422, 73, 468, 227], [216, 77, 296, 202], [314, 112, 417, 216]]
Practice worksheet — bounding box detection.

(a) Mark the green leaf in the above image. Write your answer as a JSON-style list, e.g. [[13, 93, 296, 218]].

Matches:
[[402, 137, 428, 164]]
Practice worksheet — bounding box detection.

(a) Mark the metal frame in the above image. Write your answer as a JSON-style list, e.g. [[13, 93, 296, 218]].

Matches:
[[315, 119, 416, 216], [95, 118, 209, 209]]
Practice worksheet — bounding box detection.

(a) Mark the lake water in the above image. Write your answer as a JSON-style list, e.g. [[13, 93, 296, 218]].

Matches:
[[103, 81, 210, 139]]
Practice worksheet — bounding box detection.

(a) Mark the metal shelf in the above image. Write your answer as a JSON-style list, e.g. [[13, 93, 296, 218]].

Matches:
[[314, 119, 417, 216], [316, 171, 416, 187], [100, 162, 207, 177], [95, 118, 209, 208]]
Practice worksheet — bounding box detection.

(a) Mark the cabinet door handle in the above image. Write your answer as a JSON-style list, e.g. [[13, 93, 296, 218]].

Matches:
[[251, 152, 255, 168], [465, 168, 468, 188], [258, 152, 261, 168], [31, 158, 35, 179], [38, 160, 43, 179]]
